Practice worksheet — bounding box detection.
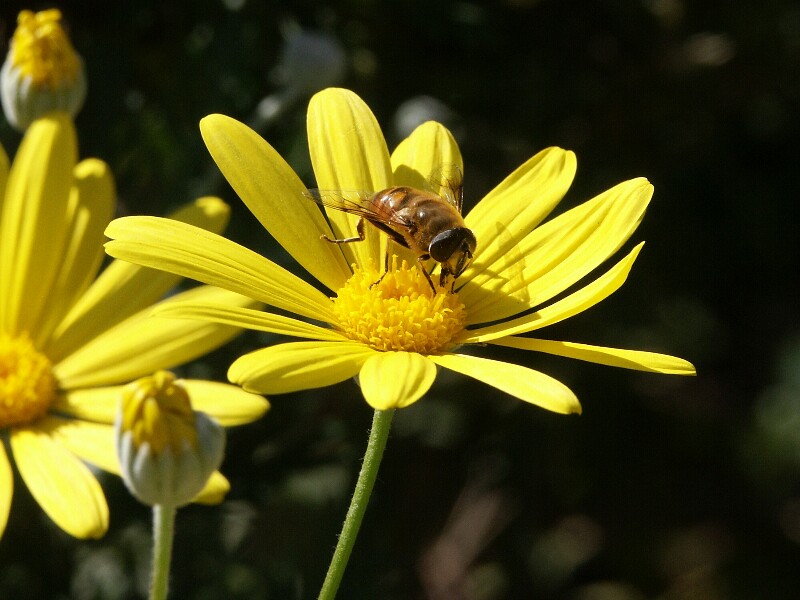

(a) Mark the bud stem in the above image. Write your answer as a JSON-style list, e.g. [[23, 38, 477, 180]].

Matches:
[[317, 408, 395, 600], [150, 503, 177, 600]]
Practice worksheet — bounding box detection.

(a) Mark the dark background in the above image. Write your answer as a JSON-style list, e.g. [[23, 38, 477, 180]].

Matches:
[[1, 1, 799, 599]]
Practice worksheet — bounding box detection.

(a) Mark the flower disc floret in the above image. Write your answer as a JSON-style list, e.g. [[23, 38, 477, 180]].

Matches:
[[333, 258, 467, 354], [0, 333, 56, 428]]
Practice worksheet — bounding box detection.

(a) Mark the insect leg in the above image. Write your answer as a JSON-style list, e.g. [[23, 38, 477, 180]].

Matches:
[[321, 217, 366, 244], [419, 255, 438, 294], [438, 269, 449, 291], [369, 251, 391, 289]]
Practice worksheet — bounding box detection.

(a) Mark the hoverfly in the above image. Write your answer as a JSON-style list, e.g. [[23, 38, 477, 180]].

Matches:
[[306, 170, 476, 293]]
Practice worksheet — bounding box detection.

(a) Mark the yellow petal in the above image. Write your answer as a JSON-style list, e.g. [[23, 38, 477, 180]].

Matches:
[[192, 471, 229, 505], [307, 88, 392, 269], [359, 351, 437, 409], [48, 197, 231, 362], [11, 426, 109, 539], [41, 416, 119, 474], [35, 159, 115, 349], [462, 178, 652, 324], [200, 114, 352, 291], [462, 147, 576, 282], [0, 113, 76, 336], [153, 301, 346, 340], [491, 337, 697, 375], [104, 216, 333, 322], [391, 121, 464, 196], [429, 353, 581, 415], [462, 243, 642, 343], [0, 443, 12, 539], [181, 380, 270, 426], [54, 286, 257, 389], [51, 387, 121, 424], [0, 139, 8, 204], [229, 340, 375, 394]]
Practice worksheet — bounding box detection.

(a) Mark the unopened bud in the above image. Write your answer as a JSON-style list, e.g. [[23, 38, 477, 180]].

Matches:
[[1, 9, 87, 130], [115, 371, 225, 508]]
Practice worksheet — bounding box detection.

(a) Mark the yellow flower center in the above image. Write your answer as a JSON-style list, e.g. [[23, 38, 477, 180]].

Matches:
[[10, 9, 81, 88], [0, 333, 56, 428], [120, 371, 198, 455], [333, 257, 467, 353]]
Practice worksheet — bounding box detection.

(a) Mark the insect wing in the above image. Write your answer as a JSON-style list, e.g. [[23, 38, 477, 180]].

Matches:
[[304, 189, 372, 215], [304, 189, 413, 230], [430, 165, 464, 212]]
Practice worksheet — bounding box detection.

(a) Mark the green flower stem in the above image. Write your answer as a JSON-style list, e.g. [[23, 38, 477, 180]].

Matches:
[[150, 503, 177, 600], [318, 408, 396, 600]]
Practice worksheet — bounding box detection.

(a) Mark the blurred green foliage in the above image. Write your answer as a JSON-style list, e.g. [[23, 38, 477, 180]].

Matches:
[[1, 0, 799, 598]]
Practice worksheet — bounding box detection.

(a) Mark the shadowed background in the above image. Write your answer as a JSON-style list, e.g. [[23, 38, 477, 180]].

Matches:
[[1, 1, 798, 599]]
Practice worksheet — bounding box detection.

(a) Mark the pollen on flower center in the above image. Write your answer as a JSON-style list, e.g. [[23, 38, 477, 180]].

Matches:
[[0, 332, 56, 428], [332, 257, 467, 354]]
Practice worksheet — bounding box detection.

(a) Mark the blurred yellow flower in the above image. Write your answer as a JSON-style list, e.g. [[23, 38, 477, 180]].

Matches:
[[0, 114, 268, 540], [105, 88, 694, 416]]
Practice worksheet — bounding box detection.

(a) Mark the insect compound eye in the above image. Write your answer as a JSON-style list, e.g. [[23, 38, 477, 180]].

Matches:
[[430, 227, 473, 262]]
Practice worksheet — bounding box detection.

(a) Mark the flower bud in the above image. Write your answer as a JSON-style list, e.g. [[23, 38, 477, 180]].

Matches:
[[115, 371, 225, 508], [1, 9, 87, 130]]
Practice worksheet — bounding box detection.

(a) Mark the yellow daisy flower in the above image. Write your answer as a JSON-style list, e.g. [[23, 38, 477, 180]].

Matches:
[[0, 113, 268, 540], [105, 87, 694, 417]]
